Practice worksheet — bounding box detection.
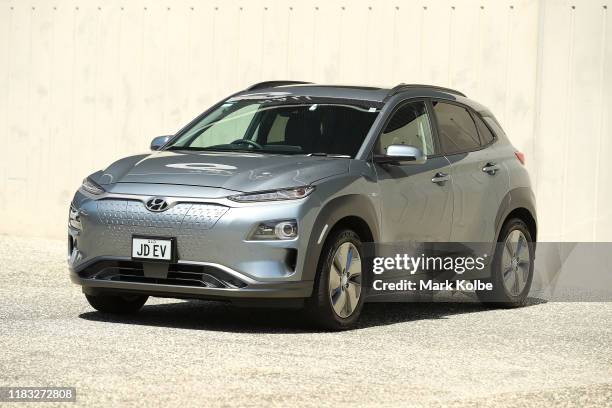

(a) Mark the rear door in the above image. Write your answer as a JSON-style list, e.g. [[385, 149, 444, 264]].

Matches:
[[431, 100, 507, 243]]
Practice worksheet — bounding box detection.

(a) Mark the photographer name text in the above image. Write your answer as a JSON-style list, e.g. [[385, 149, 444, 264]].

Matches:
[[372, 279, 493, 291]]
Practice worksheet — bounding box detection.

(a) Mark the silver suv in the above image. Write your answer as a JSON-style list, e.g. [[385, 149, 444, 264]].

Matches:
[[69, 82, 537, 329]]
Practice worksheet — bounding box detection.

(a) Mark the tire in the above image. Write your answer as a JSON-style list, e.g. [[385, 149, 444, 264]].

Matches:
[[305, 229, 366, 330], [85, 293, 148, 314], [476, 218, 534, 307]]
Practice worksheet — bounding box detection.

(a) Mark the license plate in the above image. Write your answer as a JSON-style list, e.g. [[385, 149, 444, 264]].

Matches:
[[132, 237, 173, 261]]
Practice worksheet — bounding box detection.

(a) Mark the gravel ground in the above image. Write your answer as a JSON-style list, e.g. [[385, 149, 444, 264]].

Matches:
[[0, 235, 611, 407]]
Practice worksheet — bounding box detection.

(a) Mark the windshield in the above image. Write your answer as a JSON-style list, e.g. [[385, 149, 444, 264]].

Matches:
[[166, 96, 380, 157]]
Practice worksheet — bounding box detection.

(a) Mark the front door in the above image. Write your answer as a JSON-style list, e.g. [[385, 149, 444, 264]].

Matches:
[[374, 100, 454, 243]]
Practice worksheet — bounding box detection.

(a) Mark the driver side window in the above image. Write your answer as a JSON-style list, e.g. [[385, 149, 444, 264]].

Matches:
[[376, 101, 435, 155]]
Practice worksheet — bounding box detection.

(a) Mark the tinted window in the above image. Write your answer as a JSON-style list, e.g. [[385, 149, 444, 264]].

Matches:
[[432, 102, 480, 154], [474, 114, 495, 145], [376, 101, 435, 155]]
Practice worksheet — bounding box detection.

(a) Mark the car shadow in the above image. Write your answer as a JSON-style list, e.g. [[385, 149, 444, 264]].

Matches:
[[78, 297, 547, 334]]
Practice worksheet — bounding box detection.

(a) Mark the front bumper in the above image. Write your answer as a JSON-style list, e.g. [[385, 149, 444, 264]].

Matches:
[[69, 185, 323, 300]]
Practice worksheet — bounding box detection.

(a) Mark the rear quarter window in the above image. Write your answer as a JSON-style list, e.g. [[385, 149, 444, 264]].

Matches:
[[473, 114, 495, 145]]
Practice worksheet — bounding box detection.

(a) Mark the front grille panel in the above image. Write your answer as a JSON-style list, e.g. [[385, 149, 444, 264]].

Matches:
[[97, 199, 227, 229], [95, 199, 228, 259]]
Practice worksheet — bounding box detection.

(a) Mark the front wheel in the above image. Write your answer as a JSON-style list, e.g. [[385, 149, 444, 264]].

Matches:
[[85, 293, 148, 314], [306, 229, 366, 330], [476, 218, 534, 307]]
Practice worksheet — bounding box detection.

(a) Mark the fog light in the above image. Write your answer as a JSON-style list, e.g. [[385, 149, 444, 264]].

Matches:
[[249, 220, 298, 240]]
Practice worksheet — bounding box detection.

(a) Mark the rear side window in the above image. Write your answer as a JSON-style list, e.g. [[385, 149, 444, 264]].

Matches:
[[432, 101, 480, 154], [474, 114, 495, 145]]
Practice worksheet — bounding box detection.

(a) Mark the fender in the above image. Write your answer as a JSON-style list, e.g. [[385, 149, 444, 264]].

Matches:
[[443, 187, 537, 281], [301, 194, 380, 282], [494, 187, 538, 243]]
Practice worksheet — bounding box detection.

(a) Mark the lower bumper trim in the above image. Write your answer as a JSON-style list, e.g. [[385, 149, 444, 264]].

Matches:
[[71, 273, 313, 300]]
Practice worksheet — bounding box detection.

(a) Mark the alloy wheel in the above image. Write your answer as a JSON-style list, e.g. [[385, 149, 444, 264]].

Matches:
[[328, 242, 362, 318], [501, 230, 531, 296]]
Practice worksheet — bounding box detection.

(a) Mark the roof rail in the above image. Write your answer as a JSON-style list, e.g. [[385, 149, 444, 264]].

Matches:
[[384, 83, 466, 100], [245, 80, 313, 91]]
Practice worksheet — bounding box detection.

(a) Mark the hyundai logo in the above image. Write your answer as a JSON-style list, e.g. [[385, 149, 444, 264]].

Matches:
[[145, 197, 169, 212]]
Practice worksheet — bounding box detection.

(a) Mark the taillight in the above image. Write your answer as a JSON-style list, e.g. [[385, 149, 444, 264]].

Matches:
[[515, 151, 525, 165]]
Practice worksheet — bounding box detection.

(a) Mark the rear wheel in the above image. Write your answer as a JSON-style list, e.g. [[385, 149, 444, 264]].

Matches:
[[85, 293, 148, 314], [476, 218, 534, 307], [306, 229, 365, 330]]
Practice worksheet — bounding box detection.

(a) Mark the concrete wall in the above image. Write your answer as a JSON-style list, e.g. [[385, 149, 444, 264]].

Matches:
[[0, 0, 610, 241]]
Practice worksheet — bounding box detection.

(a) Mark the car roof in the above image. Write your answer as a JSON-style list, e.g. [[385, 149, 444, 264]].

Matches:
[[232, 84, 390, 105], [234, 82, 489, 113]]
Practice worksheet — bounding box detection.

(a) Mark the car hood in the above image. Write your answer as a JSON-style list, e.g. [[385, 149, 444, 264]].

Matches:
[[97, 150, 349, 193]]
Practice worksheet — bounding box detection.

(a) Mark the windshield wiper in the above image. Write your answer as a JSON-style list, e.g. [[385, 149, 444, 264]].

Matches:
[[307, 153, 351, 158], [165, 145, 204, 151], [166, 146, 255, 153]]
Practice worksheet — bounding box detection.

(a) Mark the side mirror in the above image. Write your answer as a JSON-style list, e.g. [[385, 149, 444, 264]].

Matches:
[[374, 145, 427, 165], [150, 135, 171, 151]]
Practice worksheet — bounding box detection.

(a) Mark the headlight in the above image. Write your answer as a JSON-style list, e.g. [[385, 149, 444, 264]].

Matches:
[[248, 220, 298, 240], [229, 186, 314, 203], [80, 177, 105, 195]]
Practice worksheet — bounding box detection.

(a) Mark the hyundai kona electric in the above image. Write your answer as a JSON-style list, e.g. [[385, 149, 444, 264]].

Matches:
[[69, 82, 537, 329]]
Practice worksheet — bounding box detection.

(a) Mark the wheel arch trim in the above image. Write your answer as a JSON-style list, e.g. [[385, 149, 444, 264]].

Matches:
[[494, 187, 538, 243], [301, 194, 379, 282]]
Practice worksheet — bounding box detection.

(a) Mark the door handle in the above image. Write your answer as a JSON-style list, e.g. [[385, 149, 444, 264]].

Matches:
[[482, 162, 500, 175], [431, 172, 450, 185]]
